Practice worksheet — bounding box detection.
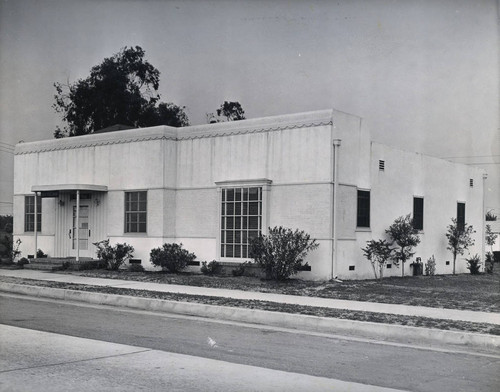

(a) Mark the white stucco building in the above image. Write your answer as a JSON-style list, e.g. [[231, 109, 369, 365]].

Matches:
[[13, 109, 486, 279]]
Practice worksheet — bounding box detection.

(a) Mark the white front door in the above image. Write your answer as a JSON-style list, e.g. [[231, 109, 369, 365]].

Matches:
[[70, 204, 92, 258]]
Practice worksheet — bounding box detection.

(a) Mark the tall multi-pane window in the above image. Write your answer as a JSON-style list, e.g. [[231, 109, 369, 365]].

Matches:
[[221, 187, 262, 258], [124, 191, 147, 233], [457, 202, 465, 232], [24, 195, 41, 232], [413, 197, 424, 231], [357, 190, 370, 228]]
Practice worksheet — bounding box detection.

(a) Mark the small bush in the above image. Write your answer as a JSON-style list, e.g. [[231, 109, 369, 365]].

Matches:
[[128, 263, 145, 272], [93, 239, 134, 270], [485, 252, 494, 274], [17, 257, 29, 268], [425, 255, 436, 276], [150, 243, 196, 273], [250, 226, 318, 281], [36, 249, 47, 258], [231, 261, 251, 277], [77, 259, 107, 271], [201, 260, 222, 275], [466, 254, 481, 275]]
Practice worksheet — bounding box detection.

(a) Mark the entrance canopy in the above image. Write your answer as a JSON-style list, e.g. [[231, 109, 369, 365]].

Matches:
[[31, 184, 108, 197]]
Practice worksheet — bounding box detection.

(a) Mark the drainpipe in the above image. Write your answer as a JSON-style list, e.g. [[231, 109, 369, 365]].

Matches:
[[331, 139, 341, 280], [76, 190, 80, 262], [482, 173, 487, 271], [34, 192, 38, 259]]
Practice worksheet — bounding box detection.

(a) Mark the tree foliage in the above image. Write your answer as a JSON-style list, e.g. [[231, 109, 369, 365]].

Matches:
[[385, 214, 420, 277], [446, 218, 475, 275], [53, 46, 189, 137], [216, 101, 246, 121], [361, 239, 394, 280], [250, 226, 318, 281]]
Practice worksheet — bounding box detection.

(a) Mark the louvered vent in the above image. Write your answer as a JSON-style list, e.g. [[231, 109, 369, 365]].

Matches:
[[470, 179, 473, 187], [379, 160, 385, 171]]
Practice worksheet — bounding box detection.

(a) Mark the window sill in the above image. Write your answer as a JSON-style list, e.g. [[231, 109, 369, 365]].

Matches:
[[355, 227, 371, 232]]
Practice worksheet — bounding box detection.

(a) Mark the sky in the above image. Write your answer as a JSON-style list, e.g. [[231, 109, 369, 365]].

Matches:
[[0, 0, 499, 215]]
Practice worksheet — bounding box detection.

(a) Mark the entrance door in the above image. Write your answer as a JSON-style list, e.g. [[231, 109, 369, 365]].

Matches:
[[70, 205, 91, 257]]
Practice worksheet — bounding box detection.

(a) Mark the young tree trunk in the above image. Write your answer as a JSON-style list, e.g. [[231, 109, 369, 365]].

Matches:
[[379, 263, 384, 280], [370, 261, 378, 280], [453, 253, 456, 275]]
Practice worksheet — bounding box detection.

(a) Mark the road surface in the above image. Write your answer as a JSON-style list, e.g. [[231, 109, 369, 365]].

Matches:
[[1, 293, 499, 391]]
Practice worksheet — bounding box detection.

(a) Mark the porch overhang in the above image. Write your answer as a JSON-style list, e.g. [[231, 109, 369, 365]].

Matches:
[[31, 184, 108, 194]]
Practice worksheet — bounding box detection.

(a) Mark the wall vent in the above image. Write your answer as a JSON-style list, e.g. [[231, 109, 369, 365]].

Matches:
[[386, 264, 392, 269], [470, 179, 473, 187], [349, 265, 355, 271], [379, 160, 385, 171], [446, 261, 450, 265]]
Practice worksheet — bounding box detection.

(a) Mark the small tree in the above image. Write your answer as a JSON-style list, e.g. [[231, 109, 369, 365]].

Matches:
[[446, 218, 475, 275], [250, 226, 318, 281], [93, 239, 134, 270], [425, 255, 436, 276], [361, 239, 393, 280], [150, 243, 196, 273], [485, 224, 498, 254], [386, 214, 421, 277]]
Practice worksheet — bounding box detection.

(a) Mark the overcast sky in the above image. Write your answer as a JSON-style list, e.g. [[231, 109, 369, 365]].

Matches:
[[0, 0, 498, 214]]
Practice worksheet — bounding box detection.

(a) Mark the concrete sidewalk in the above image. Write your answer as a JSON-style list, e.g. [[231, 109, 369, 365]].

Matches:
[[1, 269, 499, 325]]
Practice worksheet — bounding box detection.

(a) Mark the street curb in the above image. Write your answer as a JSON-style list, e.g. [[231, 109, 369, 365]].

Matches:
[[2, 282, 499, 350]]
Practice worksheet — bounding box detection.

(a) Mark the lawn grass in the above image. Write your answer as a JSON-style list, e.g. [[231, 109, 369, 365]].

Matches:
[[60, 266, 500, 313]]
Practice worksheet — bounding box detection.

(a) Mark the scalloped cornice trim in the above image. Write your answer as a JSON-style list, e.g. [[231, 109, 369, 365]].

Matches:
[[15, 110, 334, 155]]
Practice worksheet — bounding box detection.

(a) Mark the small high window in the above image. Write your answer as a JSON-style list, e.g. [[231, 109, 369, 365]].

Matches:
[[379, 160, 385, 171], [124, 191, 147, 233], [25, 195, 41, 232], [413, 197, 424, 231], [357, 190, 370, 228]]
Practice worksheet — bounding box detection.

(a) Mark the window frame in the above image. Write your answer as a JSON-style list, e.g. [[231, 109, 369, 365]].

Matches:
[[412, 196, 424, 231], [216, 179, 271, 261], [124, 191, 147, 234], [24, 195, 41, 233], [356, 189, 370, 228]]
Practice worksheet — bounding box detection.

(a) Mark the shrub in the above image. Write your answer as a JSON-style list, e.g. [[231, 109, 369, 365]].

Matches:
[[36, 249, 47, 258], [93, 239, 134, 270], [485, 252, 494, 274], [128, 263, 145, 272], [250, 226, 318, 281], [77, 259, 107, 270], [201, 260, 222, 275], [0, 235, 21, 263], [466, 254, 481, 275], [17, 257, 29, 268], [232, 261, 252, 277], [150, 243, 196, 273], [425, 255, 436, 276]]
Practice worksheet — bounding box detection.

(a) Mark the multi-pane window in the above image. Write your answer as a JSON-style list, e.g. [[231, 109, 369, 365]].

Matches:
[[24, 195, 41, 232], [413, 197, 424, 231], [221, 187, 262, 258], [357, 190, 370, 228], [125, 191, 147, 233], [457, 202, 465, 232]]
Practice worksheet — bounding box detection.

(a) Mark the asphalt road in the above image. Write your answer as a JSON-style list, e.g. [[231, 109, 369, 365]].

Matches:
[[1, 293, 499, 392]]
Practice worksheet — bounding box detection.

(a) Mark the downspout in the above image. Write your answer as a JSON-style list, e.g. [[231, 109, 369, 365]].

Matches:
[[331, 139, 341, 280], [482, 173, 487, 271], [34, 192, 38, 258], [76, 190, 80, 262]]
